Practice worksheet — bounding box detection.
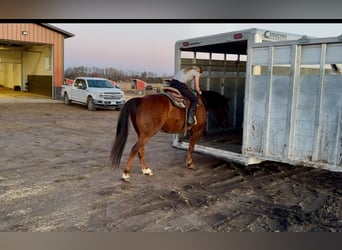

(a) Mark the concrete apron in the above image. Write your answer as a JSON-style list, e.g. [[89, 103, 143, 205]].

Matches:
[[0, 87, 61, 104]]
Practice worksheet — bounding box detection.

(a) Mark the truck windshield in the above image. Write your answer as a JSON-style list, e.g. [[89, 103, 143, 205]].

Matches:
[[87, 79, 114, 88]]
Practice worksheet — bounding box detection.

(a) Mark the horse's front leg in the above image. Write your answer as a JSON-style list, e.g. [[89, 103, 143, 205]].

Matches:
[[186, 135, 197, 170], [186, 125, 205, 169], [186, 148, 195, 169], [138, 147, 153, 176]]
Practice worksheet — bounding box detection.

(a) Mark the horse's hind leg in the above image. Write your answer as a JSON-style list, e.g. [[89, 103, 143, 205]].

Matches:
[[122, 142, 140, 181], [122, 136, 153, 181], [138, 147, 153, 176]]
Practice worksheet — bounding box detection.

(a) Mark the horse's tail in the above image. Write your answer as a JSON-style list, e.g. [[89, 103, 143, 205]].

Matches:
[[110, 97, 141, 168]]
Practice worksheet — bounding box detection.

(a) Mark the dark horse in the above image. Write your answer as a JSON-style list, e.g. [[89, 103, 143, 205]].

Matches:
[[201, 90, 230, 129], [110, 90, 229, 181]]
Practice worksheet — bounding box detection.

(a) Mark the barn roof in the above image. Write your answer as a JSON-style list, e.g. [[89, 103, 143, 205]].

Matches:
[[39, 23, 74, 38]]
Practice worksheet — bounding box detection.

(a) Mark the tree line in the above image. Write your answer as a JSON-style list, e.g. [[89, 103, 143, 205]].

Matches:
[[64, 66, 171, 83]]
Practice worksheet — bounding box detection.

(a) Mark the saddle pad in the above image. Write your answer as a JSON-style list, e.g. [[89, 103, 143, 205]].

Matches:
[[162, 86, 183, 98], [161, 90, 187, 109]]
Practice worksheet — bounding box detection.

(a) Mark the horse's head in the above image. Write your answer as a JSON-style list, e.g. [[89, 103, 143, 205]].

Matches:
[[201, 90, 230, 129]]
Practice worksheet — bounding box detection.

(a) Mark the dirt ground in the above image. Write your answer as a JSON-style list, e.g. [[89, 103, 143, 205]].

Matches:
[[0, 101, 341, 232]]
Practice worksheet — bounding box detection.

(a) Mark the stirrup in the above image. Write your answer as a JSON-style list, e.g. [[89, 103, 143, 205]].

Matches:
[[187, 116, 197, 126]]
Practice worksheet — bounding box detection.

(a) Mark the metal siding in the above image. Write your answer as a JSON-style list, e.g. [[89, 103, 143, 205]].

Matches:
[[291, 74, 320, 160], [301, 45, 321, 64], [33, 24, 38, 41], [326, 44, 342, 63], [252, 47, 269, 65], [268, 76, 291, 157], [246, 75, 268, 153], [0, 23, 62, 44], [54, 35, 65, 88], [289, 57, 319, 161], [273, 46, 292, 64], [317, 75, 342, 164]]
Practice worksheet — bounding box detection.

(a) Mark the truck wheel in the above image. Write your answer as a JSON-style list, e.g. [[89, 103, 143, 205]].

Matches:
[[64, 93, 71, 105], [87, 97, 96, 111]]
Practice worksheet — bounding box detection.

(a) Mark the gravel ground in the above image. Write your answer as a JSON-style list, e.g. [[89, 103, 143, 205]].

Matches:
[[0, 102, 341, 232]]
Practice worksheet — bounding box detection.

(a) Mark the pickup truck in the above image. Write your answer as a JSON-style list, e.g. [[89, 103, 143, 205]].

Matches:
[[61, 77, 125, 111]]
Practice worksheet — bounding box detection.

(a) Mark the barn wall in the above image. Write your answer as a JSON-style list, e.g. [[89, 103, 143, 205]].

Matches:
[[23, 45, 52, 79]]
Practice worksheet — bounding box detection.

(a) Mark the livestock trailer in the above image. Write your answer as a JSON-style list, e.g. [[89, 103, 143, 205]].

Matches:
[[172, 28, 342, 172]]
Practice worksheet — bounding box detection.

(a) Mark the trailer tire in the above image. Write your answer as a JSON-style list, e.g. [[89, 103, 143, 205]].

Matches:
[[87, 96, 96, 111], [64, 93, 71, 105]]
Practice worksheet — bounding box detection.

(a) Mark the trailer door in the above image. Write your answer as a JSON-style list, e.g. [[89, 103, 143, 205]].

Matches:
[[244, 37, 342, 171]]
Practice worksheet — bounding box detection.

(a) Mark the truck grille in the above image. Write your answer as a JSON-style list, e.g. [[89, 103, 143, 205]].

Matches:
[[102, 92, 123, 99]]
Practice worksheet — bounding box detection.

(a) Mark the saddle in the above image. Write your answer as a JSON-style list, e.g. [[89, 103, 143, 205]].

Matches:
[[161, 86, 200, 130], [161, 86, 189, 109], [161, 80, 202, 129]]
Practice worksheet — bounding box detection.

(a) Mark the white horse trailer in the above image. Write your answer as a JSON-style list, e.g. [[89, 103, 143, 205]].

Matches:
[[172, 28, 342, 172]]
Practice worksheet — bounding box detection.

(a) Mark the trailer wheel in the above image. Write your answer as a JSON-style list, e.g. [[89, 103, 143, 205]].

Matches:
[[64, 93, 71, 105], [87, 97, 96, 111]]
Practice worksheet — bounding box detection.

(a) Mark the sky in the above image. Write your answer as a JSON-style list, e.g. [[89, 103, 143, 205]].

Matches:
[[53, 23, 342, 76]]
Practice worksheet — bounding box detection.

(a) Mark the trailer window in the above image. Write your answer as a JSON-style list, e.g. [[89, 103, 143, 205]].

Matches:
[[273, 64, 291, 76], [211, 53, 225, 60], [240, 55, 247, 61], [195, 52, 210, 59], [180, 51, 194, 59], [300, 64, 320, 75], [225, 54, 238, 61], [252, 65, 269, 75], [325, 64, 342, 75]]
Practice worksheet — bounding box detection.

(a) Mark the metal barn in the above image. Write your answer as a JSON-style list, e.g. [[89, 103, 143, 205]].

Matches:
[[0, 23, 73, 99]]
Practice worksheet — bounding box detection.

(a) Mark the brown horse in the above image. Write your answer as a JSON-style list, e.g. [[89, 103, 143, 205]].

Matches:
[[110, 93, 207, 181]]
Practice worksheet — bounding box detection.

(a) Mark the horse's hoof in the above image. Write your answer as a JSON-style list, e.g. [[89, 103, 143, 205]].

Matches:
[[142, 168, 154, 176], [187, 164, 196, 170], [122, 173, 130, 181]]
